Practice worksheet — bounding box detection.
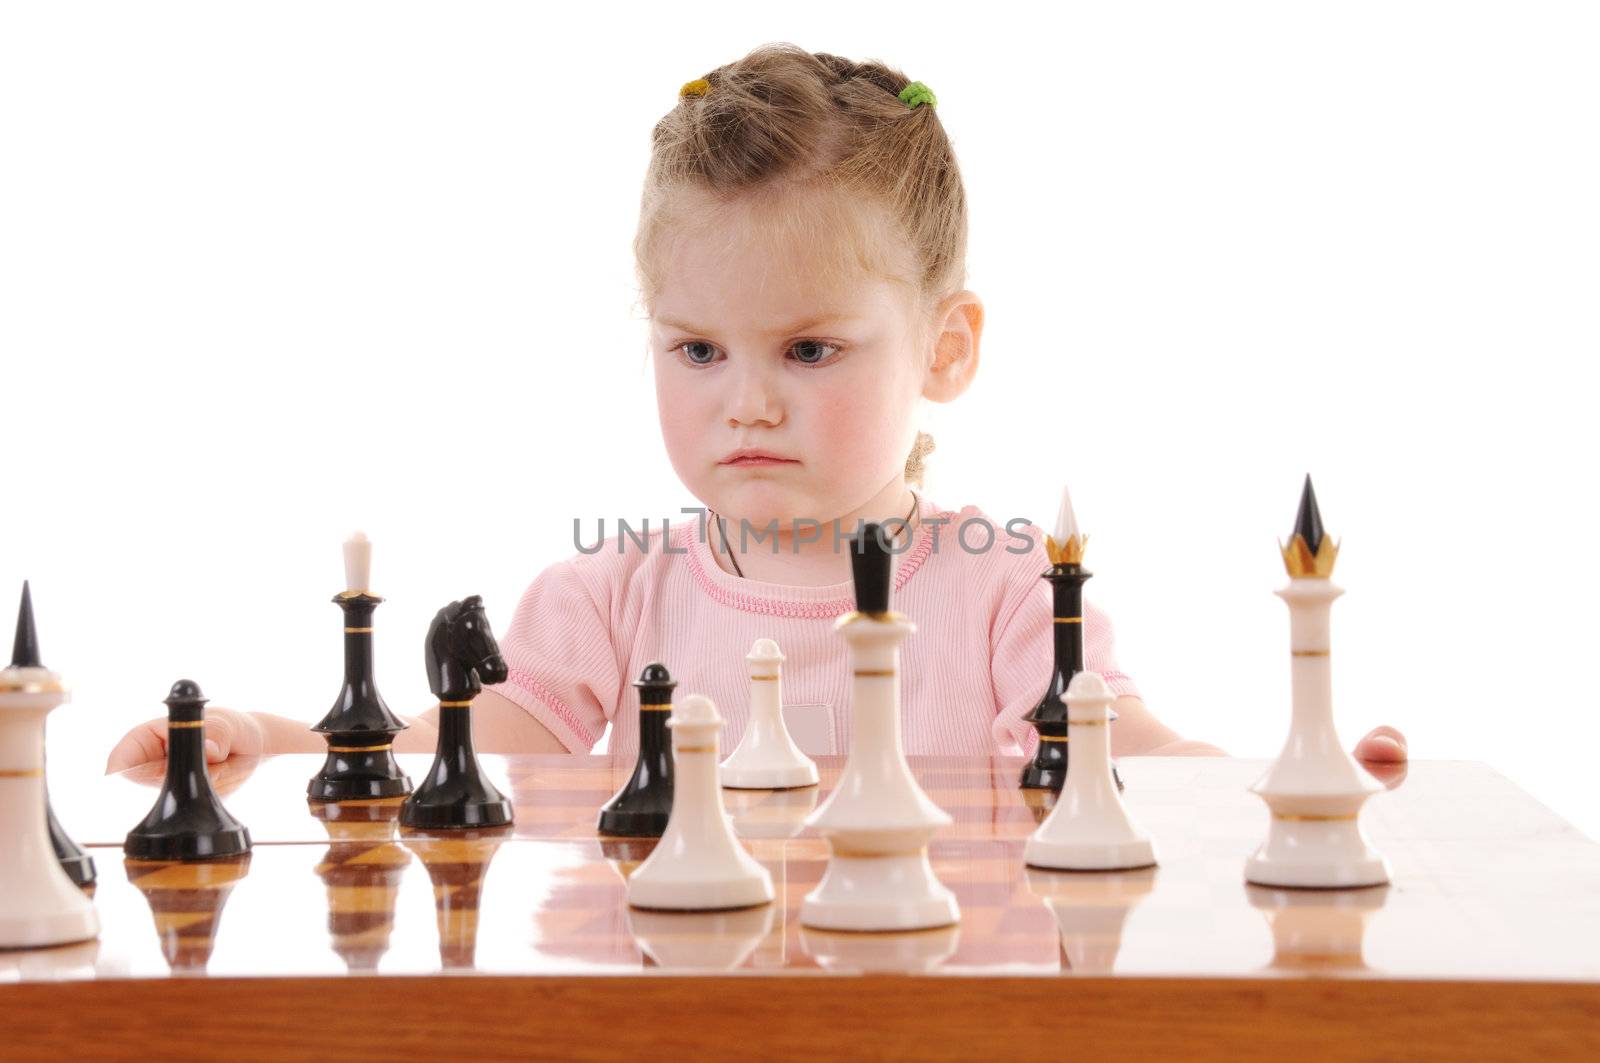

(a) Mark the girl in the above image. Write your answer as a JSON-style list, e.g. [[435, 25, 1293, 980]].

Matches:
[[108, 44, 1407, 771]]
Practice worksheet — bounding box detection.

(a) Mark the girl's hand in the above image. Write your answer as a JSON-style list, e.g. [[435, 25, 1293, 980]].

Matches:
[[1354, 725, 1408, 763], [105, 707, 267, 774]]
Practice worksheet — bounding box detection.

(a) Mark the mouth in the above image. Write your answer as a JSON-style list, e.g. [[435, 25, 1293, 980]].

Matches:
[[719, 449, 800, 468]]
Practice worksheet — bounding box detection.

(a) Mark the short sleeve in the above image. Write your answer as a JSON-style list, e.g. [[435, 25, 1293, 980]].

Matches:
[[485, 557, 622, 752], [989, 543, 1140, 756]]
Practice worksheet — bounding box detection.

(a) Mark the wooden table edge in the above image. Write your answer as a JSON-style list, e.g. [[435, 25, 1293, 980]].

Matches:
[[4, 974, 1597, 1060]]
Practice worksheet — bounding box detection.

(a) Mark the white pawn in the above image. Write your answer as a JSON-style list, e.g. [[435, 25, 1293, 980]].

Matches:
[[627, 694, 774, 911], [1024, 671, 1156, 871], [720, 639, 818, 790], [627, 904, 775, 970], [1, 587, 99, 949]]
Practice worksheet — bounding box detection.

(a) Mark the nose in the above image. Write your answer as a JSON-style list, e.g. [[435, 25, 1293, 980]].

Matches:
[[724, 361, 782, 428]]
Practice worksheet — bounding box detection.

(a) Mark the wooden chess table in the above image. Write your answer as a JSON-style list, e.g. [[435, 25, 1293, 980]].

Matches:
[[4, 754, 1599, 1060]]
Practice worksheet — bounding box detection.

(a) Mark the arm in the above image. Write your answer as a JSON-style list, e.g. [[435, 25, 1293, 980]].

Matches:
[[990, 535, 1191, 756], [396, 688, 569, 754], [248, 711, 329, 753], [107, 689, 571, 773], [108, 552, 614, 773], [1110, 696, 1407, 760], [107, 707, 321, 772], [1110, 695, 1227, 757]]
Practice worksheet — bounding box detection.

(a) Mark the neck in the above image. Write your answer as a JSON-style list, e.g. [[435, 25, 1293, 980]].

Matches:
[[708, 481, 920, 587]]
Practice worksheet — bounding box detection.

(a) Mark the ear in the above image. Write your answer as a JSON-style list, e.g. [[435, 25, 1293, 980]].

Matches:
[[921, 290, 984, 404]]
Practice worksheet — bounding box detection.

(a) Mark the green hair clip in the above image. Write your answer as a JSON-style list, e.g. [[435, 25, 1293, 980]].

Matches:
[[898, 80, 937, 109]]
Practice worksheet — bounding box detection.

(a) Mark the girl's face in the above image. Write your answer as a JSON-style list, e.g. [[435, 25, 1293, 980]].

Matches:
[[648, 187, 931, 527]]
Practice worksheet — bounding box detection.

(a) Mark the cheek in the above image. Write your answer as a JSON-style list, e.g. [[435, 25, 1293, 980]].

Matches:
[[653, 354, 713, 420], [808, 385, 879, 435], [655, 385, 703, 460], [803, 367, 916, 456]]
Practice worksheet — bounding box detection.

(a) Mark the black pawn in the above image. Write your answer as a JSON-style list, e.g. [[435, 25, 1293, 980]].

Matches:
[[596, 663, 677, 837], [11, 581, 96, 887], [124, 680, 252, 861]]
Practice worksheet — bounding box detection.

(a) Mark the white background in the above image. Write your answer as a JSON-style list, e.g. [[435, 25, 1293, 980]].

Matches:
[[2, 2, 1596, 838]]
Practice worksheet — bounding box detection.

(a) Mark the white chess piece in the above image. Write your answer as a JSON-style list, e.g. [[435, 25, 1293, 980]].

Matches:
[[0, 664, 100, 948], [801, 605, 959, 932], [1026, 865, 1157, 973], [1247, 883, 1388, 970], [1024, 671, 1156, 871], [1054, 482, 1084, 550], [1245, 575, 1390, 888], [800, 924, 962, 972], [723, 784, 818, 839], [626, 694, 774, 911], [627, 904, 776, 969], [720, 638, 819, 790]]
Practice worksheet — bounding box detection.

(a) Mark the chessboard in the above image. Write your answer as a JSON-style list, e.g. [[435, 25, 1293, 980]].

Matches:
[[6, 754, 1600, 1061]]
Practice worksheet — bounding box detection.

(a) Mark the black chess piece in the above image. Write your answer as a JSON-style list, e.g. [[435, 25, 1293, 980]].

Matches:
[[596, 663, 677, 837], [11, 582, 97, 887], [1019, 537, 1124, 793], [1020, 559, 1092, 790], [48, 802, 96, 888], [1292, 473, 1327, 556], [850, 521, 894, 614], [399, 595, 514, 830], [410, 835, 506, 969], [309, 796, 408, 971], [308, 591, 412, 801], [124, 680, 253, 860], [124, 853, 252, 972]]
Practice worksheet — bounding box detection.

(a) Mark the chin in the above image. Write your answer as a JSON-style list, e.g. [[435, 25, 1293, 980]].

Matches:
[[706, 476, 808, 523]]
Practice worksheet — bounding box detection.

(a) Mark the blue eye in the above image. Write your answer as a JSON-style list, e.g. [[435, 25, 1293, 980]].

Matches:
[[790, 340, 840, 365], [678, 341, 718, 365]]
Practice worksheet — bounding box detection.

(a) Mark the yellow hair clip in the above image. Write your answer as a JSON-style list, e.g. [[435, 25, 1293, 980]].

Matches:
[[680, 78, 710, 99]]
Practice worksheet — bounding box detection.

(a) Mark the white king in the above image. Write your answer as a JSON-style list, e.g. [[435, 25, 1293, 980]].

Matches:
[[720, 638, 819, 790], [801, 522, 959, 932], [0, 583, 99, 949], [1245, 476, 1390, 888]]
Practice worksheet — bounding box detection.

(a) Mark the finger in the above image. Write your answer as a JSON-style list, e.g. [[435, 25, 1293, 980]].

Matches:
[[203, 712, 233, 763], [105, 725, 169, 774], [1356, 730, 1408, 763]]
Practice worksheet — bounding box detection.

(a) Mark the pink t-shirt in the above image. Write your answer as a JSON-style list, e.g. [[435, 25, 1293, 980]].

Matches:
[[488, 496, 1138, 759]]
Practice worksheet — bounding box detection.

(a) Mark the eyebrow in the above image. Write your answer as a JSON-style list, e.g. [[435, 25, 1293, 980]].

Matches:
[[655, 315, 862, 336]]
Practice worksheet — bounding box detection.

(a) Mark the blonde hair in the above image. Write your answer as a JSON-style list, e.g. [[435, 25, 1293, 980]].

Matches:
[[634, 43, 968, 489]]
